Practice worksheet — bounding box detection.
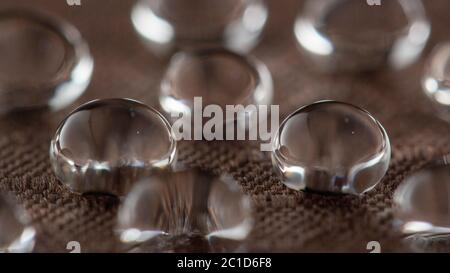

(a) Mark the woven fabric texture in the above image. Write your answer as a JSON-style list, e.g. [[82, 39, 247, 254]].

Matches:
[[1, 0, 450, 252]]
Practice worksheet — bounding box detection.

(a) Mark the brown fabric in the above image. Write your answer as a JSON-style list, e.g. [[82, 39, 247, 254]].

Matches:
[[1, 0, 450, 252]]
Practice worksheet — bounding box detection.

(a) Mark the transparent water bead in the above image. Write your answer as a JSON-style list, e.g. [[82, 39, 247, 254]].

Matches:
[[117, 169, 253, 251], [422, 42, 450, 122], [0, 194, 36, 253], [50, 98, 176, 196], [272, 101, 390, 195], [159, 48, 272, 138], [294, 0, 430, 72], [0, 9, 93, 113], [131, 0, 268, 55], [394, 160, 450, 239]]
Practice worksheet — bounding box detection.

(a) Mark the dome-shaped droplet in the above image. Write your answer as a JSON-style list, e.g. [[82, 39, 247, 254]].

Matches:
[[0, 194, 35, 253], [117, 169, 252, 252], [294, 0, 430, 72], [50, 98, 176, 196], [422, 42, 450, 122], [272, 101, 390, 195], [394, 160, 450, 252], [159, 48, 272, 139], [131, 0, 268, 55], [0, 10, 93, 113], [394, 160, 450, 236]]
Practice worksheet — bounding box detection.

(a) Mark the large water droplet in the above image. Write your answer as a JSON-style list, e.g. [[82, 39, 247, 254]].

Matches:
[[131, 0, 268, 55], [0, 10, 93, 113], [50, 98, 176, 196], [272, 101, 390, 195], [0, 194, 35, 253], [117, 169, 252, 252], [294, 0, 430, 72]]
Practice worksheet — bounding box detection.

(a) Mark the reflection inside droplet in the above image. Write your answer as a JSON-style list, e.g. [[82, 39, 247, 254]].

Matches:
[[117, 169, 253, 252], [0, 194, 35, 253], [50, 98, 176, 196], [272, 101, 390, 195]]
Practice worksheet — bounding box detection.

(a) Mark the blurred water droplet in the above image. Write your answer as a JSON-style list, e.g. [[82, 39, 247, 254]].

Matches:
[[294, 0, 430, 72], [422, 42, 450, 122], [0, 10, 93, 113], [159, 48, 272, 139], [117, 169, 252, 252], [0, 194, 35, 253], [131, 0, 268, 55]]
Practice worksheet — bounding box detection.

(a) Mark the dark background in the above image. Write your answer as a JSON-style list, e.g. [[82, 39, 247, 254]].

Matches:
[[1, 0, 450, 252]]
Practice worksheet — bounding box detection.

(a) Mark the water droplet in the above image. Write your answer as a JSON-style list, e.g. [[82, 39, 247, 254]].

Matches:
[[117, 169, 252, 252], [50, 98, 176, 196], [0, 10, 93, 113], [393, 160, 450, 252], [422, 42, 450, 122], [161, 49, 272, 110], [394, 160, 450, 237], [0, 194, 35, 253], [159, 48, 272, 137], [294, 0, 430, 72], [272, 101, 390, 195], [131, 0, 268, 55]]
